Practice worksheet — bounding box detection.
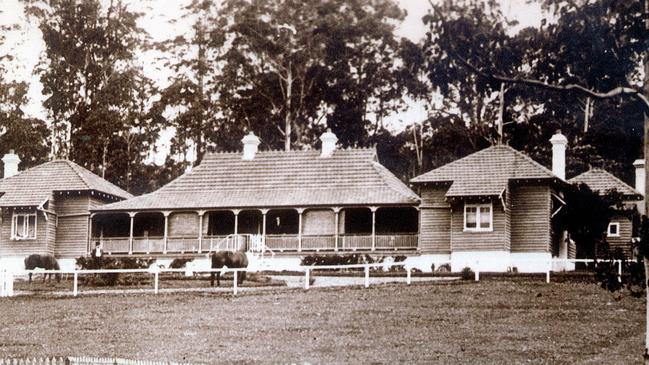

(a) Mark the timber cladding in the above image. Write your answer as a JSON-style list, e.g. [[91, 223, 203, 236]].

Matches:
[[0, 209, 52, 257], [169, 212, 199, 236], [449, 199, 508, 251], [606, 216, 633, 258], [510, 185, 551, 252]]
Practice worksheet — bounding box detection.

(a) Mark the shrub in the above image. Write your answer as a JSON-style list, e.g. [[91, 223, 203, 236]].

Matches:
[[436, 264, 451, 273], [76, 256, 154, 286], [460, 267, 475, 280], [301, 254, 375, 267]]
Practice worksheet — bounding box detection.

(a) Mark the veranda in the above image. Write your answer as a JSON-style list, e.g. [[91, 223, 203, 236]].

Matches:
[[90, 206, 419, 255]]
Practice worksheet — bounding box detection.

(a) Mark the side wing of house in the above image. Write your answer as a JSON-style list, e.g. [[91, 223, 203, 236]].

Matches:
[[605, 214, 634, 258], [510, 185, 552, 253], [0, 202, 56, 257], [418, 187, 451, 254]]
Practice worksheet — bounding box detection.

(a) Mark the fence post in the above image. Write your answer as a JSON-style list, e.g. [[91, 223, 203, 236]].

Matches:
[[233, 270, 238, 295], [154, 272, 159, 295], [406, 268, 411, 285], [73, 271, 78, 297], [364, 264, 370, 288], [304, 268, 310, 290], [546, 258, 551, 283], [474, 268, 479, 281], [617, 260, 622, 282]]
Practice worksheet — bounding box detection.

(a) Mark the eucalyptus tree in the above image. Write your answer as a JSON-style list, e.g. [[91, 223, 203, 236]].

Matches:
[[23, 0, 159, 187]]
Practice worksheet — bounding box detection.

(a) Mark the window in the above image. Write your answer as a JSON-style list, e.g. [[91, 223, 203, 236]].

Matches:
[[464, 203, 492, 232], [12, 213, 37, 240], [607, 222, 620, 237]]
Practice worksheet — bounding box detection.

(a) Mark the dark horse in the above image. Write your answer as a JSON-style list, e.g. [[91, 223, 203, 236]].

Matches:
[[210, 250, 248, 287], [24, 254, 61, 283]]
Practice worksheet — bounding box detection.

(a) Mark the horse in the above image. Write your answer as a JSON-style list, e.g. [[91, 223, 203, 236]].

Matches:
[[24, 254, 61, 283], [210, 250, 248, 287]]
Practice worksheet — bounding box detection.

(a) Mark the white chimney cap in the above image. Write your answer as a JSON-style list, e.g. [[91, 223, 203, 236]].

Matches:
[[549, 130, 568, 145], [320, 129, 338, 157], [2, 150, 21, 178], [633, 159, 645, 168], [241, 132, 261, 160]]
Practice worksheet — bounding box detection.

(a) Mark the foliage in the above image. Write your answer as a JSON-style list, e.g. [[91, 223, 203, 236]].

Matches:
[[159, 0, 411, 161], [460, 267, 474, 280], [553, 184, 624, 258], [75, 256, 154, 286], [23, 0, 162, 191], [301, 254, 374, 266], [415, 0, 646, 182]]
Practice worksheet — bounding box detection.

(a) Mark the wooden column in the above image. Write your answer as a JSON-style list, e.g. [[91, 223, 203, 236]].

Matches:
[[261, 209, 268, 240], [128, 212, 136, 255], [162, 211, 171, 254], [87, 213, 94, 254], [370, 206, 378, 251], [197, 210, 205, 253], [233, 210, 240, 235], [333, 207, 341, 251], [297, 208, 304, 252]]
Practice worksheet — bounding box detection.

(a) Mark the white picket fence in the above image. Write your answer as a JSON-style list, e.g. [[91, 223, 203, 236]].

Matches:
[[0, 357, 195, 365], [0, 258, 634, 298]]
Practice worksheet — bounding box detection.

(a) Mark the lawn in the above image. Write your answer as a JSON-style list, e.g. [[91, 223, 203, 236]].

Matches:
[[0, 278, 644, 364]]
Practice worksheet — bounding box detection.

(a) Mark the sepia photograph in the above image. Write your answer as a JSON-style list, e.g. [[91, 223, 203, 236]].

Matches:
[[0, 0, 647, 363]]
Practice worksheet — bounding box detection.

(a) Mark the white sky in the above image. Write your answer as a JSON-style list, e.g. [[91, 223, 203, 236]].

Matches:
[[0, 0, 543, 162]]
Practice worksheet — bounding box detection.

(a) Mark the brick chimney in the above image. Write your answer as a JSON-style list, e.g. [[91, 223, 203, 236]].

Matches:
[[634, 159, 645, 195], [2, 150, 20, 178], [320, 129, 338, 158], [241, 132, 260, 160], [549, 130, 568, 180]]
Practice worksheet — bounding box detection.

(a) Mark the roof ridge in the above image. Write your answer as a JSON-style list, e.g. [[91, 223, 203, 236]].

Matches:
[[500, 145, 557, 179], [571, 168, 642, 196], [62, 160, 92, 190], [370, 161, 419, 202]]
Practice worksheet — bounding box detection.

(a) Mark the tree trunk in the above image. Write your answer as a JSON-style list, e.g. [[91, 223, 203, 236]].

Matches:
[[643, 46, 649, 364], [284, 69, 293, 151]]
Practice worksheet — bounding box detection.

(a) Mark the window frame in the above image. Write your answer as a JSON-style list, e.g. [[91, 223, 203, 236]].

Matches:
[[463, 203, 493, 232], [11, 212, 37, 240], [607, 222, 620, 238]]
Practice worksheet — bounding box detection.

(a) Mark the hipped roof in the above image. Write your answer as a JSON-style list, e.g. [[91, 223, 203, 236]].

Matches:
[[0, 159, 132, 207], [410, 145, 560, 197], [569, 168, 642, 199], [93, 148, 419, 212]]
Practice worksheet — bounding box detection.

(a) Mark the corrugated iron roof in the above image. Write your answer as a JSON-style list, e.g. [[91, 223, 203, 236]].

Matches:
[[569, 168, 642, 199], [93, 148, 420, 212], [0, 159, 132, 207], [410, 145, 558, 197]]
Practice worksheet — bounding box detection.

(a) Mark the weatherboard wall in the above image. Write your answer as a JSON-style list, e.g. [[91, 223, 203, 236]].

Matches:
[[606, 215, 633, 258], [418, 187, 451, 253], [509, 185, 551, 253], [54, 195, 92, 258], [0, 208, 52, 257]]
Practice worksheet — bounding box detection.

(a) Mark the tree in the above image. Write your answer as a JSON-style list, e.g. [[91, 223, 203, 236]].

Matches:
[[0, 16, 49, 170], [421, 0, 645, 180], [24, 0, 160, 188], [209, 0, 408, 151], [422, 0, 649, 360]]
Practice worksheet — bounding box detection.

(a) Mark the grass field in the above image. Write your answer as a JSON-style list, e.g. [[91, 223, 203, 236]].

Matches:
[[0, 278, 644, 364]]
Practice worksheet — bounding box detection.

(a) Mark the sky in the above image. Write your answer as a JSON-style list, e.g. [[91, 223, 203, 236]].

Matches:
[[0, 0, 544, 163]]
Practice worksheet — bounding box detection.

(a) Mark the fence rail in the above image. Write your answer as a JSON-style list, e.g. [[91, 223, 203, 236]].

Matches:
[[0, 357, 196, 365], [0, 258, 634, 298]]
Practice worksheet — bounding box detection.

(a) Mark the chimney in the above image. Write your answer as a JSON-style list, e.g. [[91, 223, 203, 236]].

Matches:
[[634, 159, 645, 195], [549, 130, 568, 180], [320, 129, 338, 157], [241, 132, 260, 160], [2, 150, 20, 178]]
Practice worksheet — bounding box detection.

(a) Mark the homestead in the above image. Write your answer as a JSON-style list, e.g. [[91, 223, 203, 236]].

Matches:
[[569, 168, 643, 258], [0, 152, 132, 270], [89, 130, 420, 256], [410, 132, 573, 272]]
